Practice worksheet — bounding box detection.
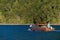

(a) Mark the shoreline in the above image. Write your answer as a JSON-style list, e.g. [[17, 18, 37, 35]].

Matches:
[[0, 24, 59, 25]]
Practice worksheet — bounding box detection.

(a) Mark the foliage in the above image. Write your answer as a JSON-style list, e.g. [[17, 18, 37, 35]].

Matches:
[[0, 0, 60, 24]]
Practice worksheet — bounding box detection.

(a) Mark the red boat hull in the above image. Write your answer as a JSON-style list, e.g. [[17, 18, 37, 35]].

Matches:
[[31, 27, 55, 32]]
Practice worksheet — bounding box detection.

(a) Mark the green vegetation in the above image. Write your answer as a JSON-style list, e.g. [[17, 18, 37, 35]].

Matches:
[[0, 0, 60, 24]]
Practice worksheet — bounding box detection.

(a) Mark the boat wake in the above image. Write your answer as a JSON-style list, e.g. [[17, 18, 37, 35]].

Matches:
[[54, 30, 60, 32], [27, 28, 32, 31]]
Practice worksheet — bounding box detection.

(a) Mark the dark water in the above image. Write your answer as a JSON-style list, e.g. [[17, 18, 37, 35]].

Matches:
[[0, 25, 60, 40]]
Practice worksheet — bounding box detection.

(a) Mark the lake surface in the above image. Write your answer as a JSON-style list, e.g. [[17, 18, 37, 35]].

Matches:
[[0, 25, 60, 40]]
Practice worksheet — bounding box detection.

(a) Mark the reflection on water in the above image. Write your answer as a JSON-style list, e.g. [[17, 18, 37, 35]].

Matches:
[[0, 25, 60, 40]]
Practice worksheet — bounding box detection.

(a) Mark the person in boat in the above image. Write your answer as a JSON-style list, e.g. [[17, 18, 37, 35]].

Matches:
[[31, 18, 38, 28]]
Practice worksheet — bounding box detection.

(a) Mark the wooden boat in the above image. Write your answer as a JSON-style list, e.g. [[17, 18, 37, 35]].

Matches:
[[30, 24, 55, 32]]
